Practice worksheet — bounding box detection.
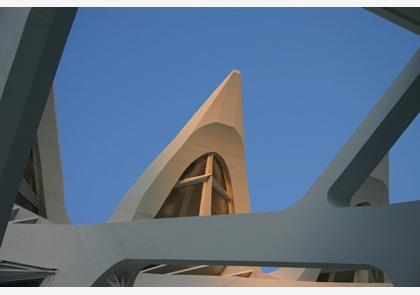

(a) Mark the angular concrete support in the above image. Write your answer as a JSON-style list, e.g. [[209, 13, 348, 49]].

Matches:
[[0, 8, 76, 244]]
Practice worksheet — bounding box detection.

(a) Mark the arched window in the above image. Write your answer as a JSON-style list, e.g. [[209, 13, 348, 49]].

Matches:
[[155, 153, 233, 218]]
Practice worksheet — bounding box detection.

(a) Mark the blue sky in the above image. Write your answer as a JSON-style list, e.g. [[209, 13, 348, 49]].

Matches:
[[54, 8, 419, 224]]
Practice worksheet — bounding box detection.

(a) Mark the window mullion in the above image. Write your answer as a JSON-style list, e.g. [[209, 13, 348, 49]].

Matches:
[[212, 178, 230, 201], [198, 154, 213, 216], [174, 174, 210, 189], [178, 185, 196, 217]]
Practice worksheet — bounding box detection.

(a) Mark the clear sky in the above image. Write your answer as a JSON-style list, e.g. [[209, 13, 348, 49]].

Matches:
[[54, 8, 420, 224]]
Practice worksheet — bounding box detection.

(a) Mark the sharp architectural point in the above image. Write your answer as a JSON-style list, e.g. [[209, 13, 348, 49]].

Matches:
[[111, 69, 249, 222], [0, 7, 420, 287]]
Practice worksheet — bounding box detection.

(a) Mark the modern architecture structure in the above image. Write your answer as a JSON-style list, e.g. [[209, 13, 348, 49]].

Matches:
[[0, 7, 419, 287]]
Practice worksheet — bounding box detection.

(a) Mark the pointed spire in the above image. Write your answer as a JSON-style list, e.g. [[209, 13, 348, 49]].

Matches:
[[176, 69, 244, 141], [196, 70, 244, 140], [110, 70, 250, 221]]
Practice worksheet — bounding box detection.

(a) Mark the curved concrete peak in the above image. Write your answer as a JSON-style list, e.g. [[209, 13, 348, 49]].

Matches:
[[176, 69, 244, 142], [196, 69, 244, 141], [110, 70, 250, 222]]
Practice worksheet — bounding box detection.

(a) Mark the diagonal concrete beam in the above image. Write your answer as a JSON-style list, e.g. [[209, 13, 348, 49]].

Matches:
[[0, 8, 77, 245], [367, 8, 420, 36], [297, 49, 420, 209]]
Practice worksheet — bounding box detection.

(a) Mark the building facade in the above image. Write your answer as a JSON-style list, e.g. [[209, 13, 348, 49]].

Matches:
[[0, 7, 419, 287]]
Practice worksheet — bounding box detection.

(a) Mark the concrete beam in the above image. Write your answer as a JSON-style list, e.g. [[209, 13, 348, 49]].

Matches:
[[0, 8, 76, 244]]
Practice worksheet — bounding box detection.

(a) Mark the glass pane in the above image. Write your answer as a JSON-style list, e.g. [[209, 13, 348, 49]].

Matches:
[[211, 189, 229, 215], [155, 188, 184, 218], [184, 184, 203, 216], [212, 156, 226, 190], [317, 273, 330, 282], [155, 184, 203, 218], [179, 154, 207, 180], [333, 271, 355, 282], [369, 270, 384, 283], [15, 192, 39, 214]]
